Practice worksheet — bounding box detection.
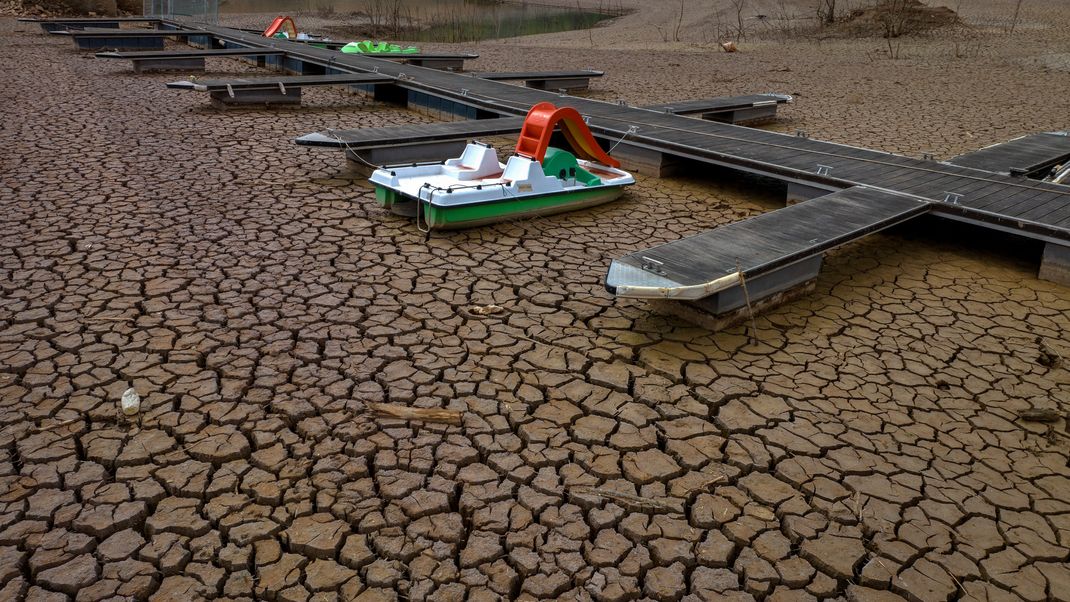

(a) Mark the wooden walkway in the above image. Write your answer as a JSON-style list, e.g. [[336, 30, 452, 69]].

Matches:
[[296, 95, 795, 151], [61, 27, 208, 50], [606, 187, 931, 302], [167, 73, 395, 107], [236, 26, 1066, 239], [469, 70, 603, 81], [296, 117, 526, 149], [21, 16, 161, 32], [643, 94, 792, 124], [60, 29, 207, 37], [946, 131, 1070, 177], [97, 48, 287, 73], [149, 24, 1070, 305], [166, 73, 394, 93], [96, 48, 287, 60], [644, 94, 791, 115], [469, 70, 603, 90]]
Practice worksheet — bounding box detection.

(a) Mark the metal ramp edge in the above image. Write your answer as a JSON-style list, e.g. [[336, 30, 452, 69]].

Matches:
[[606, 186, 932, 300]]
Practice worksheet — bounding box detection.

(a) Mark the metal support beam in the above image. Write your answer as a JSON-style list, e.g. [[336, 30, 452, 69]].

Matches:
[[209, 87, 302, 108], [132, 57, 205, 73], [688, 256, 823, 316], [42, 21, 120, 31], [704, 104, 779, 125], [406, 58, 465, 71], [372, 83, 409, 106], [642, 257, 823, 331], [525, 77, 591, 91], [609, 142, 682, 177], [75, 36, 166, 50], [786, 182, 835, 205], [1038, 242, 1070, 286]]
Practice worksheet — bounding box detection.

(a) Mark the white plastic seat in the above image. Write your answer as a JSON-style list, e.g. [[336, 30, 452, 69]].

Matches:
[[442, 144, 503, 180], [502, 155, 540, 182], [500, 156, 565, 194]]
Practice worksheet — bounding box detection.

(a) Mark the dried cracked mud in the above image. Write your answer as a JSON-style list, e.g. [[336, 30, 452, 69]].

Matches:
[[2, 13, 1070, 602]]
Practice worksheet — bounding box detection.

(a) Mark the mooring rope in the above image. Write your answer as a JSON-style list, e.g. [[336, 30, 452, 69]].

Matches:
[[324, 128, 389, 171], [737, 259, 759, 346], [607, 125, 640, 154]]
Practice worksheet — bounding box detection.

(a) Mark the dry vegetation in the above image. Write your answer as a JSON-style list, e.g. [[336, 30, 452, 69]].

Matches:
[[678, 0, 1038, 62], [708, 0, 964, 43], [2, 0, 138, 17], [831, 0, 960, 37]]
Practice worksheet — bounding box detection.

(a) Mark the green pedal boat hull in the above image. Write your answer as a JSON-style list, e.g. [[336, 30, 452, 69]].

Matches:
[[374, 184, 626, 230]]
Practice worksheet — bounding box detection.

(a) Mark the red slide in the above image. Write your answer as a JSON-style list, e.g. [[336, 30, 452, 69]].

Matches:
[[263, 16, 297, 39], [515, 102, 621, 168]]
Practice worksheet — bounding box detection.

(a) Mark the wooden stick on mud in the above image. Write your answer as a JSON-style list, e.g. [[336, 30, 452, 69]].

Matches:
[[32, 418, 83, 433], [570, 486, 682, 513], [367, 403, 463, 426]]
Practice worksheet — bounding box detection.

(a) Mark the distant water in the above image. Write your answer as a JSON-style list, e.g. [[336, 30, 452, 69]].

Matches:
[[219, 0, 618, 42]]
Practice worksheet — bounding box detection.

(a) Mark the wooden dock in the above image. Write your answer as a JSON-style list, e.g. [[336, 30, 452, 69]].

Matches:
[[166, 73, 395, 107], [945, 131, 1070, 177], [180, 24, 1070, 303], [469, 70, 604, 90], [296, 118, 526, 167], [76, 21, 1070, 320], [166, 73, 394, 92], [97, 48, 287, 73], [296, 117, 526, 149], [643, 94, 792, 124], [61, 27, 209, 50], [20, 16, 161, 31], [200, 25, 1065, 234], [295, 94, 795, 169], [605, 187, 931, 325], [296, 94, 792, 147]]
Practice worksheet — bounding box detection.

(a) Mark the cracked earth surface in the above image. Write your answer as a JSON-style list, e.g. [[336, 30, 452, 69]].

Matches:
[[2, 17, 1070, 602]]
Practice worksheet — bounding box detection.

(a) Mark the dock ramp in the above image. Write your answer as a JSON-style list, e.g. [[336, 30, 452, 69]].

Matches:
[[945, 131, 1070, 178], [606, 186, 931, 318]]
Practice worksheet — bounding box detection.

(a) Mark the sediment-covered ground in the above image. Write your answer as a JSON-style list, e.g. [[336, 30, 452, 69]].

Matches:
[[1, 2, 1069, 601]]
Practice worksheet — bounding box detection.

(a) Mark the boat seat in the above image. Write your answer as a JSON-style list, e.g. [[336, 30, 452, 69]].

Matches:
[[502, 156, 542, 182], [443, 143, 503, 180], [500, 155, 567, 194]]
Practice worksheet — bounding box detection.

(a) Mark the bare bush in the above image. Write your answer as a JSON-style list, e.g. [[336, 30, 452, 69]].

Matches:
[[876, 0, 911, 38], [365, 0, 385, 31], [654, 0, 686, 43], [817, 0, 836, 24], [673, 0, 684, 42], [731, 0, 748, 41], [1007, 0, 1024, 33], [762, 0, 808, 39]]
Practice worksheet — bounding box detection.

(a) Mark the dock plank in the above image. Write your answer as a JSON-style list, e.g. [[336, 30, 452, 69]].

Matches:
[[61, 29, 209, 37], [166, 73, 394, 92], [946, 132, 1070, 176], [643, 94, 791, 115], [295, 117, 525, 148], [606, 187, 931, 294], [470, 70, 604, 81], [96, 48, 286, 59]]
